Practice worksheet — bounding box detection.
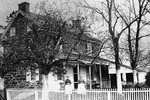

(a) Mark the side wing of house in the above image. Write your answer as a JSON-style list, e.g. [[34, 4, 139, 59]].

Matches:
[[109, 63, 146, 88]]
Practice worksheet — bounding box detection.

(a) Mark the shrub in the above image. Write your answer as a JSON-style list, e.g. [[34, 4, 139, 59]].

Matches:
[[123, 82, 149, 88], [123, 82, 134, 88], [134, 83, 149, 88]]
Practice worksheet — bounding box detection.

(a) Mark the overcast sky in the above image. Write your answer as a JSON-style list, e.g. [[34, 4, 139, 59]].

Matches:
[[0, 0, 122, 26], [0, 0, 45, 25]]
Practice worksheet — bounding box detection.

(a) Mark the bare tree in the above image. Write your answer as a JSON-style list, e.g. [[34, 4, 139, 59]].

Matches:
[[81, 0, 140, 93], [116, 0, 150, 84]]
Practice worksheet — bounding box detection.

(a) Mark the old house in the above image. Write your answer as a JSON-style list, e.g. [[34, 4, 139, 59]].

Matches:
[[0, 2, 146, 90], [0, 2, 110, 89]]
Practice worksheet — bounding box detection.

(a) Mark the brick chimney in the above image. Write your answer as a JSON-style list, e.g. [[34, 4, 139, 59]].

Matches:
[[18, 2, 30, 13]]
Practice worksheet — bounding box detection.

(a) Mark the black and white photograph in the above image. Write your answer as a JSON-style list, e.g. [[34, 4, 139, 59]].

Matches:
[[0, 0, 150, 100]]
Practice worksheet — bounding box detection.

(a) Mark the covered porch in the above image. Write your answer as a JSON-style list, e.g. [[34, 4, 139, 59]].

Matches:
[[64, 60, 111, 89]]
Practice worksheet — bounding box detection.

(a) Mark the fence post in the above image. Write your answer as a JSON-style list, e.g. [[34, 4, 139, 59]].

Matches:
[[35, 87, 38, 100], [6, 89, 11, 100], [107, 91, 110, 100], [68, 94, 71, 100]]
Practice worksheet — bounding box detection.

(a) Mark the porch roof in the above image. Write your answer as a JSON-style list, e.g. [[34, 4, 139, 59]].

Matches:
[[65, 53, 110, 65], [63, 53, 146, 72]]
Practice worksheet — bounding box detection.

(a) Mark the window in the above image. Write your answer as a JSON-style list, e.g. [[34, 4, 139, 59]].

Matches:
[[72, 43, 79, 54], [26, 69, 39, 82], [26, 70, 31, 82], [10, 27, 16, 36], [27, 26, 32, 32], [87, 43, 92, 56], [126, 73, 133, 83], [57, 73, 63, 80]]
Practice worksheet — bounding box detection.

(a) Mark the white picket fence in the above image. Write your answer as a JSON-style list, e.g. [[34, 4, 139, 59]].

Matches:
[[7, 88, 150, 100]]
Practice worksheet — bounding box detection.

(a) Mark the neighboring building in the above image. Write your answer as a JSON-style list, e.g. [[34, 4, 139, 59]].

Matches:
[[109, 62, 146, 88], [1, 2, 146, 90]]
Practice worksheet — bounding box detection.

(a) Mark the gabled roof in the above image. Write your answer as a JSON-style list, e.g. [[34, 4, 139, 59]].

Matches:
[[1, 10, 25, 40], [82, 31, 102, 43], [1, 9, 102, 44], [1, 10, 43, 40]]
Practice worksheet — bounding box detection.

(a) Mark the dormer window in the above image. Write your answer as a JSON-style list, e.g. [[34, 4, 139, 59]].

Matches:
[[10, 27, 16, 36], [87, 43, 92, 56]]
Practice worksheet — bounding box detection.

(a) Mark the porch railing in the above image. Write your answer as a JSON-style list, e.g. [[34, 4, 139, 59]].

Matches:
[[7, 88, 150, 100]]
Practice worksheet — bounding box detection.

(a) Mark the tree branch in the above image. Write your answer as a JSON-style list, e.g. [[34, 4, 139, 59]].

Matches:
[[90, 38, 109, 64]]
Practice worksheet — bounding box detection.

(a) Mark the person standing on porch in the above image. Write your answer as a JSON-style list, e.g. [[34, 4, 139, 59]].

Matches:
[[65, 76, 72, 95], [77, 76, 86, 95]]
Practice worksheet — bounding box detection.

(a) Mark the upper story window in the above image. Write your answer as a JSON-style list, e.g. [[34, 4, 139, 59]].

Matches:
[[27, 26, 32, 32], [27, 23, 33, 33], [72, 43, 79, 54], [10, 27, 16, 36], [87, 43, 92, 56]]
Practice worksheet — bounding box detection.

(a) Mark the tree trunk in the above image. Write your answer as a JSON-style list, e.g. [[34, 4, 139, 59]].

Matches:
[[42, 72, 60, 100], [133, 69, 137, 84], [113, 38, 122, 94], [116, 69, 122, 94], [42, 75, 49, 100]]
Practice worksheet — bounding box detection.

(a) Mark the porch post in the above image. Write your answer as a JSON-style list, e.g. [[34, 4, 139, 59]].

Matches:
[[99, 65, 102, 89], [77, 63, 80, 79], [89, 65, 92, 89], [63, 62, 66, 88], [35, 89, 38, 100]]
